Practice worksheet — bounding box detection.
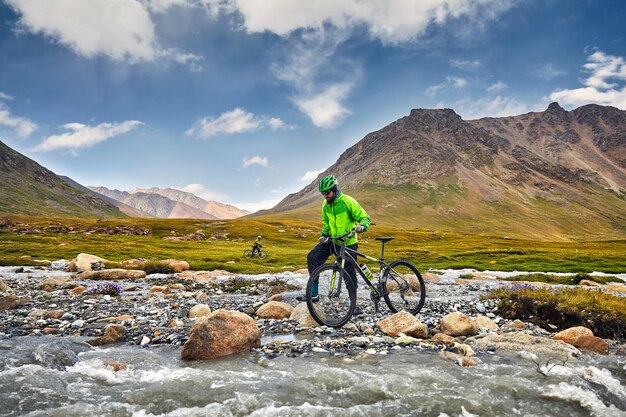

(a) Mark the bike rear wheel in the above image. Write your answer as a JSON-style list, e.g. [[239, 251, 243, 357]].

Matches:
[[305, 264, 356, 328], [382, 260, 426, 315], [243, 250, 253, 258], [258, 250, 267, 259]]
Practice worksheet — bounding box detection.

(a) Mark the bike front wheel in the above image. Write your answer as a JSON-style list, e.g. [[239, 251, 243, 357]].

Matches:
[[382, 260, 426, 315], [258, 250, 267, 259], [305, 264, 356, 328]]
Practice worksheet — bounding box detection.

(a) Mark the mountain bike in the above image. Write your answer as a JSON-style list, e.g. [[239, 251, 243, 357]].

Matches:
[[243, 248, 267, 259], [305, 230, 426, 328]]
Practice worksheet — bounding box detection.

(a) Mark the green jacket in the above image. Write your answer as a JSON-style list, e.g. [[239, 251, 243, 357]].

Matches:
[[321, 192, 371, 246]]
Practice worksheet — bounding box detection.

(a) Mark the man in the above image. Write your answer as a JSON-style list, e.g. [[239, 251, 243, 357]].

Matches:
[[251, 235, 262, 256], [296, 175, 371, 301]]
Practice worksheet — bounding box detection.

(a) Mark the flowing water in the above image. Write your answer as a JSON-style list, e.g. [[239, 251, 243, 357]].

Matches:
[[1, 336, 625, 417]]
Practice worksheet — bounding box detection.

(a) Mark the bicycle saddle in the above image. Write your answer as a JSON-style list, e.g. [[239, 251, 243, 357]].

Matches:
[[374, 237, 394, 243]]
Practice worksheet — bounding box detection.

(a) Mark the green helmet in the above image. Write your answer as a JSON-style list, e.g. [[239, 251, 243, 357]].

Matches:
[[318, 175, 338, 193]]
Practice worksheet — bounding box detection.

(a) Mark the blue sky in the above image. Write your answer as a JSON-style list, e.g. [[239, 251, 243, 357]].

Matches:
[[1, 0, 625, 212]]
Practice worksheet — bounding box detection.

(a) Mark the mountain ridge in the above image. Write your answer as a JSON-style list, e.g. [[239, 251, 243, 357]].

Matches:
[[267, 103, 625, 240], [90, 186, 249, 220], [131, 187, 249, 219], [0, 140, 124, 218]]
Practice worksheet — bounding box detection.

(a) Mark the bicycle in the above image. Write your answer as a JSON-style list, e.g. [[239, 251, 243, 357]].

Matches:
[[243, 248, 267, 259], [305, 230, 426, 328]]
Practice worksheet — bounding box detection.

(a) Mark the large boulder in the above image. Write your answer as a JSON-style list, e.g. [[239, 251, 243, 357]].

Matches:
[[574, 335, 609, 355], [178, 270, 233, 281], [181, 310, 261, 360], [606, 283, 626, 293], [289, 303, 320, 328], [553, 326, 608, 355], [422, 272, 441, 282], [87, 324, 126, 346], [0, 279, 10, 292], [385, 274, 422, 292], [440, 312, 477, 337], [469, 333, 580, 357], [553, 326, 593, 345], [38, 275, 75, 291], [256, 301, 294, 319], [188, 304, 212, 318], [376, 311, 428, 338], [472, 316, 499, 331], [72, 269, 147, 280], [160, 259, 190, 272], [0, 294, 20, 310], [65, 253, 108, 272]]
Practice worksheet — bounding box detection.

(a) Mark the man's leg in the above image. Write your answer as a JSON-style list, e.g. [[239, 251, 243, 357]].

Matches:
[[299, 242, 332, 299], [342, 244, 359, 288]]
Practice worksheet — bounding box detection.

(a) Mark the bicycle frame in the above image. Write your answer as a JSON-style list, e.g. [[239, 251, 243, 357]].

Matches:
[[330, 233, 391, 299]]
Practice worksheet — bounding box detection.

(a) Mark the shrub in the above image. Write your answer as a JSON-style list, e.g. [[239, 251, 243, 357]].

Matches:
[[140, 261, 176, 275], [502, 272, 620, 285], [86, 282, 124, 296], [484, 286, 626, 339]]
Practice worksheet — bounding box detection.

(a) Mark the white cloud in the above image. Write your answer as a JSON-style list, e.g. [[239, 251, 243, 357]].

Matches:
[[450, 59, 481, 70], [295, 83, 353, 128], [0, 108, 37, 138], [5, 0, 201, 68], [532, 62, 567, 81], [234, 0, 516, 44], [487, 80, 507, 92], [300, 169, 324, 182], [185, 108, 289, 138], [252, 1, 515, 128], [426, 77, 467, 97], [33, 120, 142, 152], [242, 155, 269, 168], [453, 96, 530, 119], [0, 93, 37, 138], [549, 51, 626, 109], [268, 117, 292, 130], [180, 183, 228, 200]]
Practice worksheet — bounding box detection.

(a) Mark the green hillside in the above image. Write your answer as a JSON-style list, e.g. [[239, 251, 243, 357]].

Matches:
[[1, 214, 624, 274], [0, 140, 125, 218]]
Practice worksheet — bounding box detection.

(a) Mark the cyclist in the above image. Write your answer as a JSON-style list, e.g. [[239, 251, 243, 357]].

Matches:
[[251, 235, 263, 256], [296, 175, 371, 301]]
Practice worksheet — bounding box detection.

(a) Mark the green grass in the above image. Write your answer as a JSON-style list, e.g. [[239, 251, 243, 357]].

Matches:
[[0, 214, 625, 274], [484, 286, 626, 339], [500, 272, 622, 285]]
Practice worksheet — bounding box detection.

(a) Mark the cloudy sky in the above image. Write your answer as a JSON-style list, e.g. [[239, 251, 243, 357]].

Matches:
[[1, 1, 625, 212]]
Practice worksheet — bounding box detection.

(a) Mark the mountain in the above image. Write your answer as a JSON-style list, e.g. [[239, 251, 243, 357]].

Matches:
[[268, 103, 626, 240], [0, 140, 124, 218], [90, 187, 217, 219], [132, 187, 249, 219], [60, 177, 153, 218]]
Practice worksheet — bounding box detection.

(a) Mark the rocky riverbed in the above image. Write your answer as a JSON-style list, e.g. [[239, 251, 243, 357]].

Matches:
[[1, 263, 625, 364]]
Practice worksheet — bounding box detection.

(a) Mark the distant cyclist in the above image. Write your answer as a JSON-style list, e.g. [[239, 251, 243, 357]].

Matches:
[[296, 175, 371, 301], [251, 235, 263, 256]]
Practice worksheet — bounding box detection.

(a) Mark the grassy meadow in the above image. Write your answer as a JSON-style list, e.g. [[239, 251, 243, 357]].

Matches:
[[0, 214, 624, 274]]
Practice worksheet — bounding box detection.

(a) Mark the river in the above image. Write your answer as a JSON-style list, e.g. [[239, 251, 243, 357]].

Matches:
[[1, 335, 625, 417], [0, 266, 625, 416]]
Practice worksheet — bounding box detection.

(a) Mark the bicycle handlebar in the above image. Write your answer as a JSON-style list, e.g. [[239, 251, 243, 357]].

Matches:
[[323, 228, 362, 243]]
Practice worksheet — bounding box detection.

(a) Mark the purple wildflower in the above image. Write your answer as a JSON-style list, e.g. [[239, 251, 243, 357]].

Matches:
[[86, 282, 124, 296]]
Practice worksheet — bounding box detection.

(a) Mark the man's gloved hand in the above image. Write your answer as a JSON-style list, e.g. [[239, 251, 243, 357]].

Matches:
[[319, 236, 329, 244], [353, 225, 365, 233]]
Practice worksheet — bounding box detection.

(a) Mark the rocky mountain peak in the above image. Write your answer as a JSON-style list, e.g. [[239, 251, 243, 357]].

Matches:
[[542, 102, 571, 124], [406, 107, 464, 128], [269, 103, 625, 239]]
